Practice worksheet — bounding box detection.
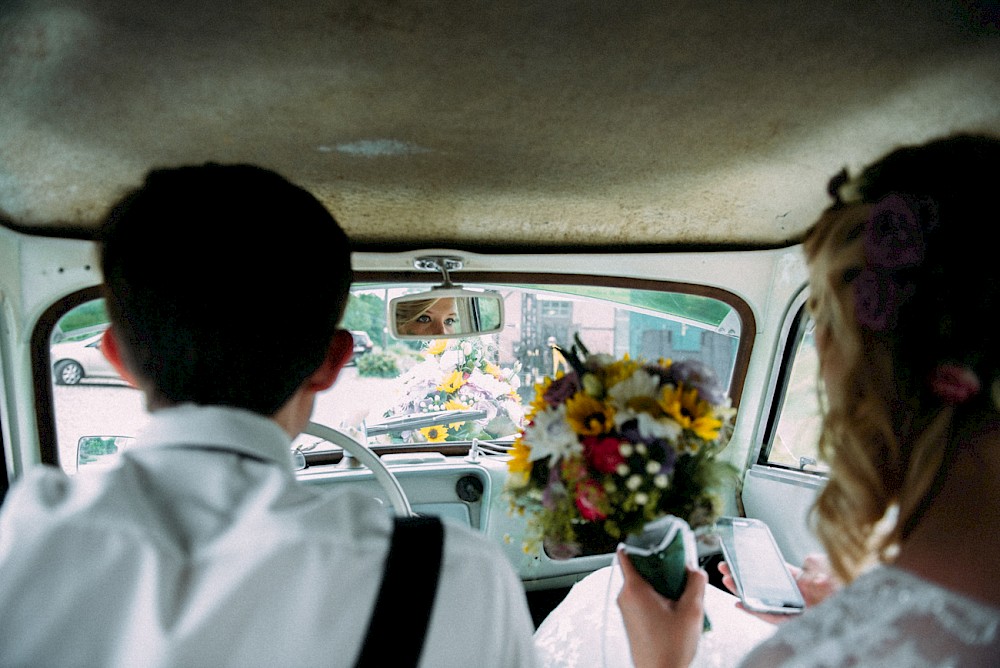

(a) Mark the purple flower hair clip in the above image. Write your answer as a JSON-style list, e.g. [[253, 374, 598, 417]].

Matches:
[[853, 193, 939, 332]]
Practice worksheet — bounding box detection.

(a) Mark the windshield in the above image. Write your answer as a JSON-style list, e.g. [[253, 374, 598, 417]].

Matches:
[[45, 281, 744, 472], [296, 282, 742, 456]]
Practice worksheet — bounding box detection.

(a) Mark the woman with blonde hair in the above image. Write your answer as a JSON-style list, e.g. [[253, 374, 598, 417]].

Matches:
[[618, 134, 1000, 666], [396, 297, 459, 336]]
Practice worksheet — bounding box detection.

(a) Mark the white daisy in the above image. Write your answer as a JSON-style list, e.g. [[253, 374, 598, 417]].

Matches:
[[523, 405, 581, 463], [607, 368, 659, 408], [634, 412, 683, 442]]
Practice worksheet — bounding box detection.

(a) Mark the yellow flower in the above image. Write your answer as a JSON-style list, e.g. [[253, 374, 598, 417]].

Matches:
[[603, 356, 640, 388], [426, 339, 448, 355], [444, 399, 470, 429], [485, 361, 502, 379], [507, 438, 533, 486], [419, 424, 450, 442], [658, 384, 691, 429], [438, 370, 466, 393], [659, 384, 722, 441], [691, 413, 723, 441], [565, 393, 615, 436], [528, 376, 554, 416]]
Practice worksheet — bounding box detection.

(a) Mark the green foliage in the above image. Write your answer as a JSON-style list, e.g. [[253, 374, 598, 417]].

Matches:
[[341, 293, 386, 344], [385, 344, 425, 368], [356, 351, 400, 378], [56, 299, 109, 335]]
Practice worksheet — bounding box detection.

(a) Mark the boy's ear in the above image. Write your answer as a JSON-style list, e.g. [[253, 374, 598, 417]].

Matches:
[[303, 329, 355, 392], [99, 327, 139, 387]]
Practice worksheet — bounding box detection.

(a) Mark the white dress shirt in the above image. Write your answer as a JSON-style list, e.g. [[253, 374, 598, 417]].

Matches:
[[0, 404, 538, 667]]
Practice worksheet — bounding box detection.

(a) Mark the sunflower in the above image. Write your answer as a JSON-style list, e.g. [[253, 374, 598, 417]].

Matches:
[[507, 438, 533, 487], [419, 424, 450, 442], [528, 376, 554, 417], [690, 412, 723, 441], [658, 384, 690, 429], [437, 370, 466, 393], [602, 355, 641, 389], [659, 384, 723, 441], [564, 393, 615, 436], [425, 339, 449, 356], [444, 398, 470, 429]]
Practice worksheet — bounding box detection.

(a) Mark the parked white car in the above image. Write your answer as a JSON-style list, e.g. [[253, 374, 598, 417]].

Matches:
[[50, 332, 121, 386]]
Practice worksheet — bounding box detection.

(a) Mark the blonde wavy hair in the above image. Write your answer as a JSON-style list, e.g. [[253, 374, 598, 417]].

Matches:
[[803, 134, 1000, 582]]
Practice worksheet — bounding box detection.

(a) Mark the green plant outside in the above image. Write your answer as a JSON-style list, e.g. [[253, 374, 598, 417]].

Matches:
[[356, 352, 400, 378]]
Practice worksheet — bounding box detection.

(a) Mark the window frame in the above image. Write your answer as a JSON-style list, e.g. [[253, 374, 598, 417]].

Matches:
[[751, 287, 827, 475]]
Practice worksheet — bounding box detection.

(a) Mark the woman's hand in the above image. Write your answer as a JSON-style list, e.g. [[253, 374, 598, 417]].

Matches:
[[616, 548, 706, 668], [718, 552, 841, 624]]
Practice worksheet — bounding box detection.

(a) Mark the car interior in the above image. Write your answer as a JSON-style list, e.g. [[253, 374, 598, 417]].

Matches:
[[2, 0, 999, 658]]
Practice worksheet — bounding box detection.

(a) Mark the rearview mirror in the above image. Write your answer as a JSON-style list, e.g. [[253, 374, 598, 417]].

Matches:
[[389, 288, 504, 339], [77, 435, 135, 472]]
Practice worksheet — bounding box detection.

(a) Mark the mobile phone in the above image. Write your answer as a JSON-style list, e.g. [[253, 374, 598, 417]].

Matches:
[[715, 516, 805, 615], [620, 516, 711, 630]]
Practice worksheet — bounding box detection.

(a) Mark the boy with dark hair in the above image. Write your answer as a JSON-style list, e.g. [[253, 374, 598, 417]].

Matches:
[[0, 163, 539, 667], [99, 163, 355, 415]]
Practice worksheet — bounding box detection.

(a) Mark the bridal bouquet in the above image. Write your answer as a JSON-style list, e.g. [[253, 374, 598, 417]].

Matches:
[[505, 337, 736, 559], [380, 337, 526, 443]]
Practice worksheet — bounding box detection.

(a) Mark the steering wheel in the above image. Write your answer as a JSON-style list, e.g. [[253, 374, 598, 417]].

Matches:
[[304, 421, 414, 517]]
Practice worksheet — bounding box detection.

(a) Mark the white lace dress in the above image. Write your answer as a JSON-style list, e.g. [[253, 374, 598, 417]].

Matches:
[[533, 560, 778, 668], [740, 565, 999, 667]]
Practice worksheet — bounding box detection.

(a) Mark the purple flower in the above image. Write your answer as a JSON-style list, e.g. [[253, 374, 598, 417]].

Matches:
[[853, 268, 899, 331], [542, 466, 567, 510], [648, 439, 676, 475], [864, 194, 929, 269], [544, 372, 580, 405], [619, 418, 643, 444], [852, 193, 936, 332], [661, 359, 727, 406], [544, 537, 582, 560]]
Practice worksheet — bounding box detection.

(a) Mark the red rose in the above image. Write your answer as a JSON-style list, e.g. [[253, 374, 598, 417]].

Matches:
[[574, 479, 608, 521], [583, 435, 625, 473]]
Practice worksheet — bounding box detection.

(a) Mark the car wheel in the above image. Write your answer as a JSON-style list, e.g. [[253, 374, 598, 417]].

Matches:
[[54, 360, 84, 385]]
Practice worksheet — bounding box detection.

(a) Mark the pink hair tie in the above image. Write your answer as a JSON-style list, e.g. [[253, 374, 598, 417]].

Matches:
[[930, 364, 981, 404]]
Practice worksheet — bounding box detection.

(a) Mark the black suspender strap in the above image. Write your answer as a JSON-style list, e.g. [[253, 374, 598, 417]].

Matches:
[[354, 515, 445, 668]]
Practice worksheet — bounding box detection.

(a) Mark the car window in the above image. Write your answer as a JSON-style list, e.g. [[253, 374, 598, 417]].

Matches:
[[759, 304, 827, 473], [45, 283, 745, 472], [48, 299, 146, 474]]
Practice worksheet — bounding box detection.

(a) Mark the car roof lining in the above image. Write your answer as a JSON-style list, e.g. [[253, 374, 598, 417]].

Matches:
[[2, 0, 999, 248]]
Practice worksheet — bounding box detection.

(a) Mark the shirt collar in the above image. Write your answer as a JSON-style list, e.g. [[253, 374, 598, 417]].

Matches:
[[135, 404, 295, 468]]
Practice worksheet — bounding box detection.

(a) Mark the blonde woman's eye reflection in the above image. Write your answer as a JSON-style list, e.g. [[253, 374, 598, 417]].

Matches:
[[399, 297, 459, 336]]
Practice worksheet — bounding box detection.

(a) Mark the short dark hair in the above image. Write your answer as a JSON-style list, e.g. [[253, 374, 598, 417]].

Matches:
[[100, 163, 353, 414]]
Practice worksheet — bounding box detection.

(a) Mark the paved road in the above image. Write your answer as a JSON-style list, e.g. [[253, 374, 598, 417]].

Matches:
[[53, 380, 146, 473]]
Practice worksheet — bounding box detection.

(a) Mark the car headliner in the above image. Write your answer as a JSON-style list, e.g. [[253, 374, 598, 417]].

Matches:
[[1, 1, 998, 250]]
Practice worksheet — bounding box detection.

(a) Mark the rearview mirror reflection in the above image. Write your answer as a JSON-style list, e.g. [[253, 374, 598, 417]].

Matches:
[[76, 435, 135, 472], [389, 289, 504, 339]]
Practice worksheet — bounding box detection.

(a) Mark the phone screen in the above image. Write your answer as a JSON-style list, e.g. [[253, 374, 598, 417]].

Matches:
[[717, 517, 805, 614]]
